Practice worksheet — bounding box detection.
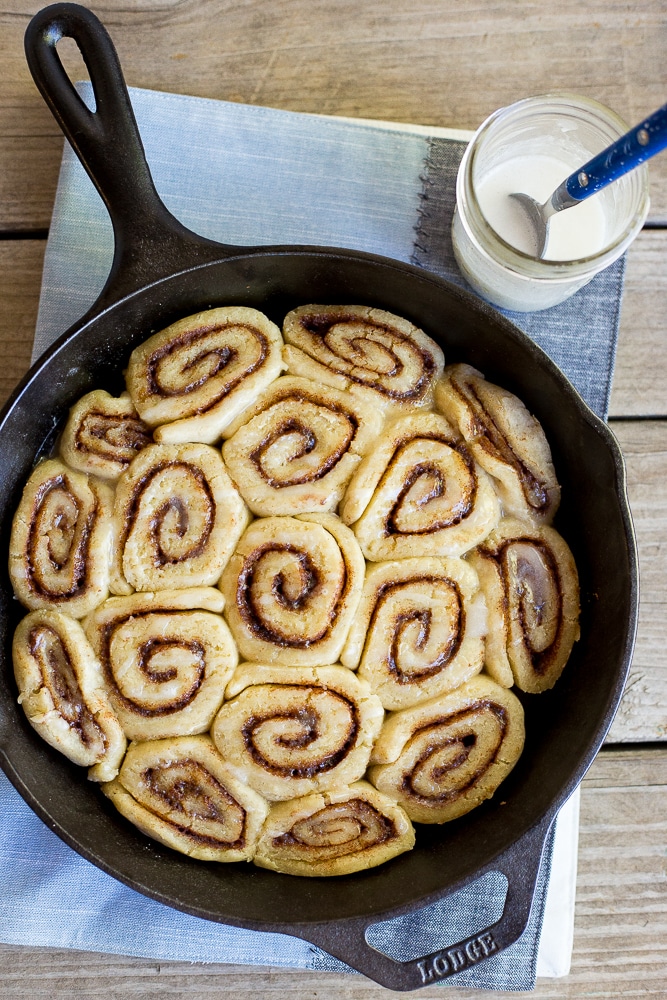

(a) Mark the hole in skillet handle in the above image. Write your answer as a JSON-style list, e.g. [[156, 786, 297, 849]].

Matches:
[[275, 813, 554, 991], [23, 3, 242, 314]]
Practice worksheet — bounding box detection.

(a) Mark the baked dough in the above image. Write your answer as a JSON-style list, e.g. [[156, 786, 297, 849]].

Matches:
[[125, 306, 284, 443], [9, 459, 113, 618], [283, 304, 444, 416], [103, 735, 269, 861], [341, 556, 487, 710], [110, 442, 249, 594], [341, 412, 500, 559], [220, 513, 365, 665], [212, 664, 384, 801], [59, 390, 152, 480], [368, 675, 525, 824], [84, 588, 236, 740], [254, 780, 414, 876], [13, 609, 125, 781], [222, 375, 383, 515], [435, 364, 560, 524], [468, 516, 580, 692]]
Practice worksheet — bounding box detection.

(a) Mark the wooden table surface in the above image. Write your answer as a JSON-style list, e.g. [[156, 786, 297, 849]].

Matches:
[[1, 2, 665, 997]]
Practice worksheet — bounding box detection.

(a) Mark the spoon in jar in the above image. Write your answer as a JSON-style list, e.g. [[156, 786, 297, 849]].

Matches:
[[510, 101, 667, 259]]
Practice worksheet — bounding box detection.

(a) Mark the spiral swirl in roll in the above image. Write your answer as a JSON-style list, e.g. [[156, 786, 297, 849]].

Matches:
[[125, 306, 284, 444], [220, 513, 365, 665], [12, 609, 126, 781], [341, 412, 500, 560], [368, 676, 525, 824], [341, 557, 486, 710], [221, 376, 384, 516], [110, 442, 249, 594], [254, 780, 414, 876], [212, 664, 384, 800], [59, 390, 153, 480], [468, 517, 580, 692], [435, 364, 560, 524], [84, 588, 235, 740], [9, 459, 113, 618], [282, 305, 444, 415], [102, 735, 269, 862]]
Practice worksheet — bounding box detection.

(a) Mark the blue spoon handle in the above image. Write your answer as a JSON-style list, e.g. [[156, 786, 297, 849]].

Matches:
[[564, 102, 667, 201]]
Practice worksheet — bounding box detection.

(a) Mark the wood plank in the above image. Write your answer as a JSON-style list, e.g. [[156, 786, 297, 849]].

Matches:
[[607, 421, 667, 743], [2, 1, 667, 230], [610, 230, 667, 419], [0, 240, 44, 405], [0, 746, 664, 998]]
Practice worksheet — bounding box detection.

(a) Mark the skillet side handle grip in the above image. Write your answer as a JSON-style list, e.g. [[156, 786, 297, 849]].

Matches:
[[24, 3, 234, 304], [294, 813, 554, 992]]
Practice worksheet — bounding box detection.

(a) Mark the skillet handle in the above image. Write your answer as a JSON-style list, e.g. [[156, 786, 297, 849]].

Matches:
[[24, 3, 238, 310], [287, 813, 554, 992]]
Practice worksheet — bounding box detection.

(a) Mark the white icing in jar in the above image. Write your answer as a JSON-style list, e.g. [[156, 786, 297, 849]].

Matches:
[[452, 95, 650, 312]]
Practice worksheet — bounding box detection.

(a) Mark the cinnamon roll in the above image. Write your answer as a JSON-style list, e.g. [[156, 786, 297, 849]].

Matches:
[[102, 735, 269, 862], [12, 609, 126, 781], [434, 364, 560, 524], [125, 307, 284, 444], [368, 676, 525, 824], [468, 517, 580, 692], [254, 780, 415, 876], [221, 376, 384, 516], [83, 588, 236, 741], [220, 513, 365, 665], [9, 459, 113, 618], [341, 412, 500, 560], [59, 390, 152, 480], [110, 442, 249, 594], [212, 664, 384, 801], [341, 557, 487, 710], [282, 305, 444, 415]]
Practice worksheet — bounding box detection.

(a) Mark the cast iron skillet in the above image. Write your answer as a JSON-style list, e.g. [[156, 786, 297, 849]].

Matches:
[[0, 3, 638, 991]]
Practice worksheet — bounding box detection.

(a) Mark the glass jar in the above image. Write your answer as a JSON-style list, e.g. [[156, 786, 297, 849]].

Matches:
[[451, 94, 650, 312]]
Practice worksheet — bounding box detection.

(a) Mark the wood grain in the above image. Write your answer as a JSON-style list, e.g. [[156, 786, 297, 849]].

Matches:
[[0, 240, 44, 404], [2, 1, 667, 230], [0, 746, 664, 999], [607, 420, 667, 742], [610, 230, 667, 418]]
